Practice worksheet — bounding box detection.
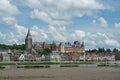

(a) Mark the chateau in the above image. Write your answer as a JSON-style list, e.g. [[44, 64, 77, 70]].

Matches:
[[25, 29, 85, 61], [32, 41, 85, 54], [25, 29, 85, 54]]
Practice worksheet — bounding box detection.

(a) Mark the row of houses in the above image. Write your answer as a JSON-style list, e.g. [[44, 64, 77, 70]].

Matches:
[[0, 49, 116, 62]]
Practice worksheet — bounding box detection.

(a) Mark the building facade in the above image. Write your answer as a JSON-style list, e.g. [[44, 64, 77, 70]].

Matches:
[[59, 41, 85, 53]]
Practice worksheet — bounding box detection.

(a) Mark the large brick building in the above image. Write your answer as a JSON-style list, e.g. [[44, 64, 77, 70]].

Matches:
[[33, 41, 85, 54]]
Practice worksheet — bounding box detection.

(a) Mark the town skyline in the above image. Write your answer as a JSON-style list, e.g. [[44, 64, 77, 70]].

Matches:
[[0, 0, 120, 49]]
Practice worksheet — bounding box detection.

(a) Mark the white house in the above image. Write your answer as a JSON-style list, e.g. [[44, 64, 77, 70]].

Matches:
[[19, 54, 25, 61], [2, 52, 10, 62]]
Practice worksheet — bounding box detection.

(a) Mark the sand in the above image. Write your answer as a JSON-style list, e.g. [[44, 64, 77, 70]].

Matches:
[[0, 67, 120, 80]]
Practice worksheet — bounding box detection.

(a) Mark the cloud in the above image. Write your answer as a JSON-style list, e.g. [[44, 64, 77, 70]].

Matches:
[[104, 39, 120, 47], [31, 26, 48, 42], [14, 24, 27, 36], [2, 17, 17, 25], [31, 9, 72, 26], [71, 30, 85, 40], [98, 17, 108, 27], [7, 32, 18, 43], [0, 31, 18, 44], [22, 0, 106, 26], [0, 0, 19, 23], [0, 32, 5, 38], [59, 26, 66, 32], [48, 25, 66, 41], [0, 0, 18, 16], [84, 32, 120, 49], [22, 0, 105, 10], [0, 32, 6, 44], [115, 22, 120, 28], [92, 20, 96, 24]]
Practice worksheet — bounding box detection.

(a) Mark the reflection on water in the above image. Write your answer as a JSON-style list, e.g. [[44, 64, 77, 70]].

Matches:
[[0, 64, 98, 69], [17, 65, 50, 68]]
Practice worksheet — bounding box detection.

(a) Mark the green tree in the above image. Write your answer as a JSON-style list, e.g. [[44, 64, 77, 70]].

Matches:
[[106, 48, 111, 52], [91, 49, 98, 52], [38, 48, 51, 55], [98, 48, 105, 52], [113, 48, 118, 53], [0, 44, 25, 50]]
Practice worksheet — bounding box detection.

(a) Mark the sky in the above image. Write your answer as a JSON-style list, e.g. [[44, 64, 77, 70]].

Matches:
[[0, 0, 120, 49]]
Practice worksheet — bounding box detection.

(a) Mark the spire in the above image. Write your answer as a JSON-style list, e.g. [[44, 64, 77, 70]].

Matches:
[[81, 40, 84, 47], [52, 40, 56, 44], [26, 29, 32, 39]]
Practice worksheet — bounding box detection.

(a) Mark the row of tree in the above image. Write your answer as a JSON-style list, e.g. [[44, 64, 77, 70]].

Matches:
[[0, 44, 25, 50], [86, 48, 119, 53]]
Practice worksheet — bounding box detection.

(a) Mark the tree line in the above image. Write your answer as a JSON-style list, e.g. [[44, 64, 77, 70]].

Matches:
[[86, 48, 119, 53], [0, 44, 25, 50]]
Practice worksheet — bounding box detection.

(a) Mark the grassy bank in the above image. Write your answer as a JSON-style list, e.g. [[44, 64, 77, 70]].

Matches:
[[0, 61, 94, 66], [0, 62, 16, 65], [0, 62, 120, 69]]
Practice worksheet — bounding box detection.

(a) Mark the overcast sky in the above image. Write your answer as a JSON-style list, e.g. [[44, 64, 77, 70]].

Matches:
[[0, 0, 120, 49]]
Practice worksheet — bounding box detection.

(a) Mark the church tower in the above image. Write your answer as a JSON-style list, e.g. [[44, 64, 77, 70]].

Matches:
[[25, 29, 32, 53], [81, 41, 84, 48]]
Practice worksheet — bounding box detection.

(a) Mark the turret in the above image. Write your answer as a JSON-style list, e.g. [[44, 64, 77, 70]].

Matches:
[[52, 41, 57, 51], [59, 42, 64, 53]]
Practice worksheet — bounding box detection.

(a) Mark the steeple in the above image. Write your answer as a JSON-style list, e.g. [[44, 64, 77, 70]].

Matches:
[[26, 29, 32, 39], [25, 29, 32, 53], [52, 40, 56, 45], [81, 41, 84, 48]]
